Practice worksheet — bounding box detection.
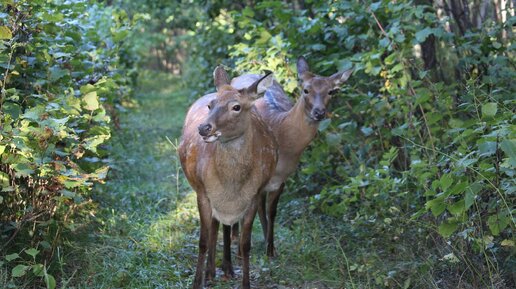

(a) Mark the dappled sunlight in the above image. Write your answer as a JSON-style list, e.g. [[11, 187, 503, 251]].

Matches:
[[142, 190, 199, 252]]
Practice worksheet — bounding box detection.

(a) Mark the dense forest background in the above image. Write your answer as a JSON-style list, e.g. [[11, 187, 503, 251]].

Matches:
[[1, 0, 515, 288]]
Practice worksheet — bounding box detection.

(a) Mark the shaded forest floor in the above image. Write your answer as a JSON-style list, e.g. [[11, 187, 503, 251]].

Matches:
[[61, 72, 508, 289]]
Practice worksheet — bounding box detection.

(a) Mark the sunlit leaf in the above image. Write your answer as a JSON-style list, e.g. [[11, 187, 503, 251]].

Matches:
[[25, 248, 40, 258], [5, 253, 19, 261], [12, 264, 29, 277], [481, 102, 497, 118], [45, 271, 56, 289], [0, 26, 12, 39], [83, 91, 99, 111], [32, 264, 44, 277]]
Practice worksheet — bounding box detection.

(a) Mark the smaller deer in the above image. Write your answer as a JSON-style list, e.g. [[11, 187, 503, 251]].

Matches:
[[231, 56, 353, 257], [178, 66, 277, 289]]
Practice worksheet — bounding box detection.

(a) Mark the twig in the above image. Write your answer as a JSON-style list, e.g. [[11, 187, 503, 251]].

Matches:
[[370, 11, 397, 50]]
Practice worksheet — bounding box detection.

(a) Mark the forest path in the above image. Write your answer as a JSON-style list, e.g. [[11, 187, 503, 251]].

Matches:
[[67, 72, 200, 288]]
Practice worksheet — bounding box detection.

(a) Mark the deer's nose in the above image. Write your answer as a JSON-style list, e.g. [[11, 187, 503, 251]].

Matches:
[[312, 108, 326, 121], [198, 123, 212, 136]]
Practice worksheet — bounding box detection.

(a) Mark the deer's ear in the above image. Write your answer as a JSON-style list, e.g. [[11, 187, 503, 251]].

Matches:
[[297, 56, 310, 78], [329, 68, 353, 88], [240, 72, 274, 99], [213, 66, 230, 91]]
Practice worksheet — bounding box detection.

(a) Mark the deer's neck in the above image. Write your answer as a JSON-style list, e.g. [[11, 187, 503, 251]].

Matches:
[[277, 96, 319, 156], [213, 126, 254, 182]]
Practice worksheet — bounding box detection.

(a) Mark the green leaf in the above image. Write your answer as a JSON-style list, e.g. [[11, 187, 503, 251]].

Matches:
[[5, 253, 19, 261], [448, 199, 465, 216], [45, 271, 56, 289], [501, 239, 515, 247], [390, 63, 404, 73], [438, 221, 458, 237], [370, 2, 381, 11], [449, 118, 463, 128], [12, 264, 29, 277], [318, 118, 331, 132], [464, 188, 477, 210], [456, 156, 478, 168], [481, 102, 497, 118], [478, 141, 497, 157], [487, 213, 509, 236], [256, 29, 271, 45], [32, 264, 44, 277], [448, 181, 468, 195], [0, 145, 5, 155], [500, 139, 516, 167], [25, 248, 40, 258], [311, 43, 326, 51], [326, 133, 342, 146], [361, 126, 373, 136], [415, 27, 432, 43], [112, 29, 129, 42], [425, 196, 446, 217], [242, 7, 255, 17], [49, 66, 69, 81], [21, 105, 45, 121], [83, 91, 99, 111], [0, 26, 12, 40], [440, 174, 453, 191], [379, 37, 390, 48], [12, 163, 34, 177]]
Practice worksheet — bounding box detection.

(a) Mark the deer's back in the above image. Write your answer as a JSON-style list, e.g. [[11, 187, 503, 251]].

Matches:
[[232, 74, 293, 123]]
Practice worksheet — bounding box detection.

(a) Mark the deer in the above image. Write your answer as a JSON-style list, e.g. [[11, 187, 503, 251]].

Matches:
[[230, 56, 353, 257], [178, 66, 277, 289]]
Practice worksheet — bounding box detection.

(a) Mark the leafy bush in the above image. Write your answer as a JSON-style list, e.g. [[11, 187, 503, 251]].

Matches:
[[0, 0, 133, 285]]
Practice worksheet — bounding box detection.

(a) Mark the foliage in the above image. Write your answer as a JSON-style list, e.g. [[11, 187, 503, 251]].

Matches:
[[0, 0, 134, 286]]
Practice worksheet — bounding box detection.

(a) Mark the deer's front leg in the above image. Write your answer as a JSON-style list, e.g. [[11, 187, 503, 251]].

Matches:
[[240, 198, 258, 289], [222, 224, 234, 279], [193, 193, 212, 289], [206, 217, 219, 282]]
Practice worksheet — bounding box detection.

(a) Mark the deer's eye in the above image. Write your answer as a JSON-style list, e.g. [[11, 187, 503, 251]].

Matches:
[[303, 89, 309, 94], [232, 104, 241, 111], [207, 104, 211, 110]]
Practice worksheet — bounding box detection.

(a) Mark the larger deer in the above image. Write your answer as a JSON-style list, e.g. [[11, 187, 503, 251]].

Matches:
[[178, 66, 277, 289], [231, 56, 353, 257]]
